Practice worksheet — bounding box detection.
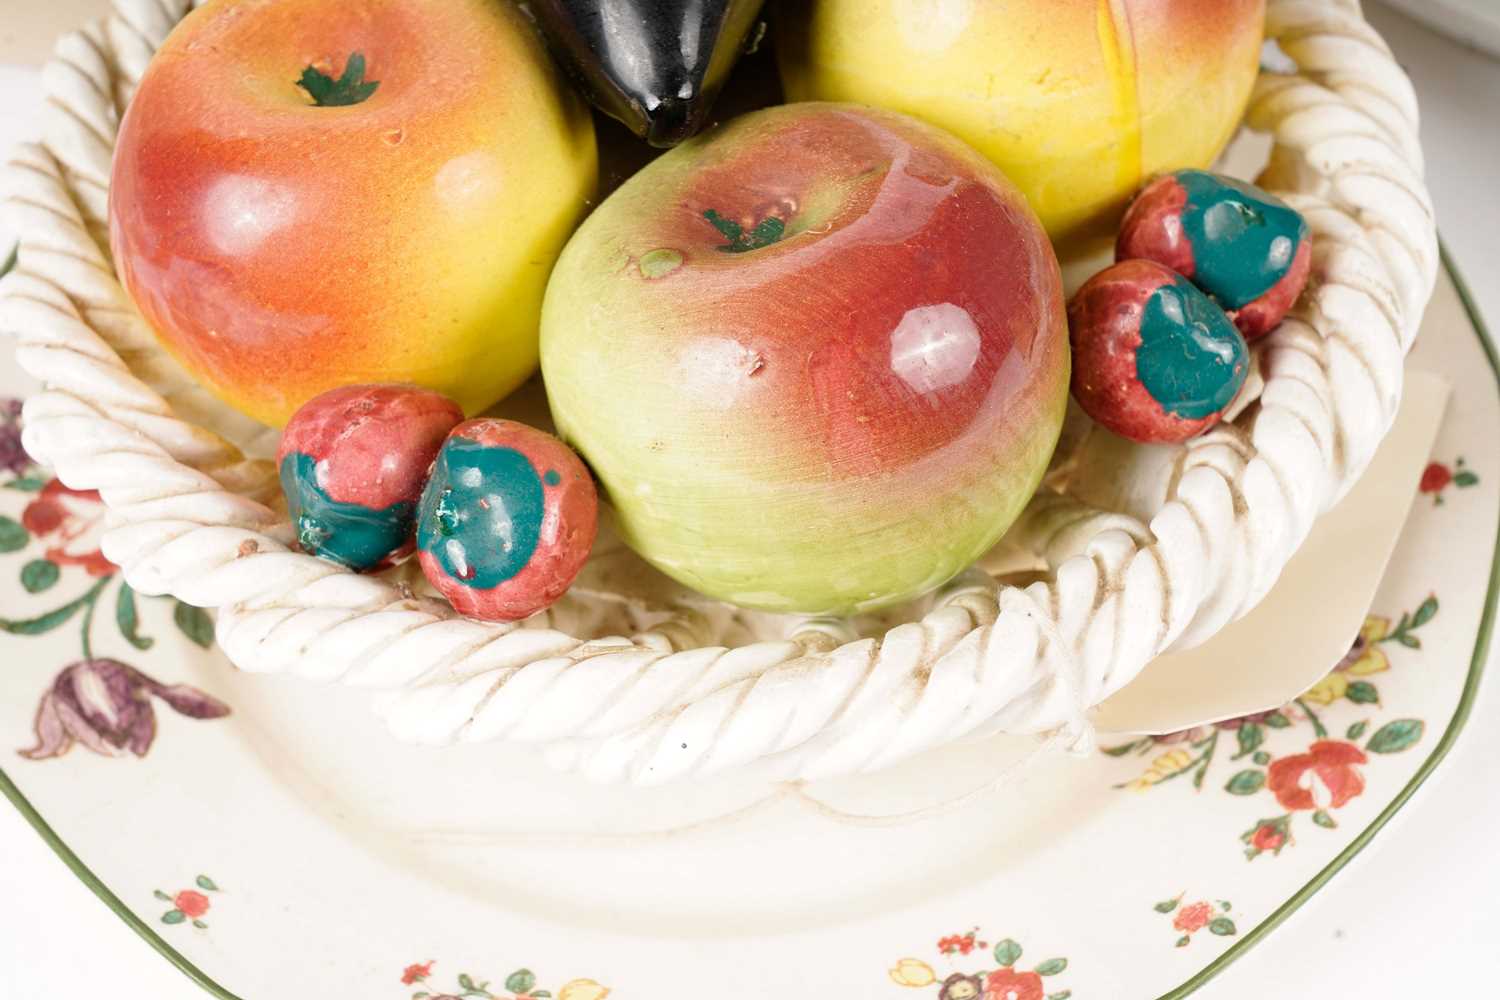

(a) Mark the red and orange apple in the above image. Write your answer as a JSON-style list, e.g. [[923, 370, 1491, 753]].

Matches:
[[541, 103, 1069, 614], [110, 0, 597, 427], [776, 0, 1265, 247]]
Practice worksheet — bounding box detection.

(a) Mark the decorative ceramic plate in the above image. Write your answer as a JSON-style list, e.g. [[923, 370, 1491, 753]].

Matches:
[[0, 241, 1494, 999]]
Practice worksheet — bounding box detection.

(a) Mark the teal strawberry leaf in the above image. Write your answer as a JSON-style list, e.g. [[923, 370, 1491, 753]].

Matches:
[[993, 938, 1023, 966], [1345, 681, 1379, 705], [504, 970, 536, 994], [1312, 809, 1337, 829], [1224, 769, 1265, 795], [298, 52, 380, 107], [196, 875, 218, 891], [1154, 897, 1180, 913], [1346, 720, 1368, 741], [1035, 958, 1067, 976], [1209, 917, 1237, 936], [1264, 712, 1291, 729], [161, 909, 185, 924], [1232, 722, 1263, 759], [4, 476, 47, 492]]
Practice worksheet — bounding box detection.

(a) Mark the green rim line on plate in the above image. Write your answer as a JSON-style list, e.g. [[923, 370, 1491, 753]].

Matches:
[[1158, 239, 1500, 998], [0, 244, 1494, 1000]]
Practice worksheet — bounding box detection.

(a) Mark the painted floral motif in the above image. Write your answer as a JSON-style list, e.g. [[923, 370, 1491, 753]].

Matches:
[[154, 875, 221, 929], [1105, 600, 1434, 858], [22, 657, 229, 759], [1420, 457, 1478, 504], [890, 936, 1071, 999], [1153, 895, 1237, 948], [0, 401, 231, 759], [399, 961, 609, 1000]]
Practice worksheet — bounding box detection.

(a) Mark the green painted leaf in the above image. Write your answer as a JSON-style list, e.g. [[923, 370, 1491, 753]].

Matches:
[[457, 974, 477, 991], [1, 594, 91, 635], [0, 242, 15, 279], [504, 970, 536, 994], [1265, 712, 1291, 728], [1367, 718, 1424, 754], [1454, 470, 1480, 487], [993, 938, 1023, 966], [1209, 917, 1237, 936], [174, 601, 214, 648], [116, 583, 154, 650], [4, 476, 47, 492], [1234, 723, 1263, 758], [414, 993, 430, 999], [0, 515, 29, 553], [153, 889, 171, 901], [192, 919, 207, 929], [20, 559, 59, 594], [1102, 740, 1145, 757], [1153, 898, 1180, 913], [1345, 681, 1379, 704], [298, 52, 379, 107], [1048, 992, 1073, 1000], [196, 875, 218, 891], [1252, 751, 1271, 765], [1312, 809, 1337, 829], [1224, 769, 1265, 795], [1175, 935, 1190, 948], [1346, 720, 1368, 741], [1035, 958, 1067, 976], [532, 993, 552, 999], [161, 909, 185, 924], [1219, 900, 1232, 911], [1412, 595, 1439, 626], [1398, 633, 1421, 649]]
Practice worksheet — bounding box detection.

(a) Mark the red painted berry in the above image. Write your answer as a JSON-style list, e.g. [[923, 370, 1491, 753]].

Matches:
[[278, 384, 463, 571], [416, 419, 597, 622], [1118, 169, 1312, 340], [1069, 260, 1249, 444]]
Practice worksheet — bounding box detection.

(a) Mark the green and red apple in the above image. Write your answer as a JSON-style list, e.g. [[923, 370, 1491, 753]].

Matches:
[[541, 103, 1069, 615], [777, 0, 1265, 246], [110, 0, 596, 426]]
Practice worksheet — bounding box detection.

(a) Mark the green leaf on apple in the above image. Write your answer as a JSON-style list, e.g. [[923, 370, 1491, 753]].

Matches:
[[298, 52, 380, 108], [704, 209, 785, 253]]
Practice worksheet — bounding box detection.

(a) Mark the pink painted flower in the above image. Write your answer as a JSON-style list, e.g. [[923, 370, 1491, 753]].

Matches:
[[21, 479, 114, 576], [1173, 901, 1213, 933], [984, 968, 1044, 1000], [401, 962, 434, 985], [1268, 741, 1368, 812], [173, 890, 210, 919], [21, 658, 230, 759], [1251, 823, 1285, 853]]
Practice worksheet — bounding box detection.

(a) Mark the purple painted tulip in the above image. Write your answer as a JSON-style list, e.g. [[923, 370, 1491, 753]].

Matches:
[[21, 658, 230, 760]]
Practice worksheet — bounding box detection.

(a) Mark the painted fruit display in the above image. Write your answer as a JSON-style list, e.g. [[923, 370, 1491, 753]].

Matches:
[[278, 384, 463, 571], [1117, 169, 1312, 339], [416, 419, 598, 622], [540, 102, 1069, 615], [110, 0, 597, 427], [1069, 259, 1248, 443], [529, 0, 767, 146], [776, 0, 1265, 245]]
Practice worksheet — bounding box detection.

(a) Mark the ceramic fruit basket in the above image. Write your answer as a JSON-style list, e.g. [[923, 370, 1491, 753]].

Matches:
[[1, 0, 1435, 786]]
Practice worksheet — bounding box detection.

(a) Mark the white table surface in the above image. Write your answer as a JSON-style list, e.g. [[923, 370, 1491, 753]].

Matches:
[[1, 4, 1497, 998]]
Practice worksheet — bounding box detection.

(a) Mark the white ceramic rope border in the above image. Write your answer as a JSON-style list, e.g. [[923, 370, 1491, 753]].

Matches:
[[0, 0, 1435, 785]]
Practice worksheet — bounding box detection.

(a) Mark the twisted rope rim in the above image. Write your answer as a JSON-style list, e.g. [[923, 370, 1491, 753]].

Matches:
[[0, 0, 1436, 784]]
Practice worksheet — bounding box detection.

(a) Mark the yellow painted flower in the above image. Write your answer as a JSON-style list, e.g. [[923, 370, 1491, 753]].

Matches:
[[889, 958, 937, 988], [557, 979, 611, 1000], [1126, 748, 1194, 791], [1300, 670, 1349, 706], [1346, 617, 1393, 676], [1302, 616, 1391, 704]]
